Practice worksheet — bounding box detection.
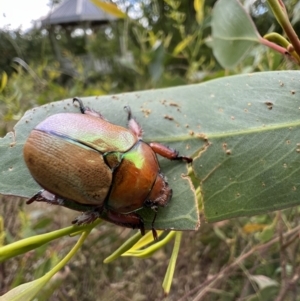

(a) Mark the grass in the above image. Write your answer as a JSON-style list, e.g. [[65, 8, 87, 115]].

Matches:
[[1, 194, 300, 300]]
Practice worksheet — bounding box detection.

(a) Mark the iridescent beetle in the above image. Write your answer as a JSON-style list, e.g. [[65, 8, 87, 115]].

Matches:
[[23, 98, 192, 239]]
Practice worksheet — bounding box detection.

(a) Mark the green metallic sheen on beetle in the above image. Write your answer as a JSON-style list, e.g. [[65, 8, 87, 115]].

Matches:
[[23, 98, 192, 239]]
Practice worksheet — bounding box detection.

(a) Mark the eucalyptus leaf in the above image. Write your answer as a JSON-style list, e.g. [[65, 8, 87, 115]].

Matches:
[[0, 93, 199, 231], [192, 71, 300, 222], [211, 0, 260, 68], [0, 278, 46, 301], [1, 71, 300, 230]]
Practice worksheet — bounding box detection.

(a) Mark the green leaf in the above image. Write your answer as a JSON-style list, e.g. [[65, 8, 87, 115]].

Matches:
[[0, 230, 90, 301], [0, 71, 7, 93], [162, 231, 182, 295], [0, 278, 47, 301], [148, 42, 165, 83], [249, 275, 279, 290], [245, 283, 279, 301], [90, 0, 126, 18], [194, 0, 204, 24], [211, 0, 260, 68], [122, 231, 174, 258], [0, 222, 98, 262], [2, 71, 300, 229], [0, 96, 199, 232], [103, 231, 142, 263], [191, 71, 300, 222], [173, 35, 194, 55]]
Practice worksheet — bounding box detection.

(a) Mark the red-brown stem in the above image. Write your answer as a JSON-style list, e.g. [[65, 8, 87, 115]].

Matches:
[[267, 0, 300, 59], [259, 37, 298, 63]]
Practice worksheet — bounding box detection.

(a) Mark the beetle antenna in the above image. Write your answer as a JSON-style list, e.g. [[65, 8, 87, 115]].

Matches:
[[152, 228, 158, 240], [151, 208, 159, 240], [73, 97, 86, 114], [124, 106, 143, 139], [124, 106, 132, 121]]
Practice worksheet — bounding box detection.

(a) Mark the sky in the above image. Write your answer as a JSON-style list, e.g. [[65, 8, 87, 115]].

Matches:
[[0, 0, 51, 31]]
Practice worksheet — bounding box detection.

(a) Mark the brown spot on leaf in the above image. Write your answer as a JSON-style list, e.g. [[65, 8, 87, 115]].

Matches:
[[196, 133, 208, 141], [164, 115, 174, 121], [160, 99, 167, 106], [141, 108, 151, 118], [169, 102, 180, 107], [265, 101, 273, 110]]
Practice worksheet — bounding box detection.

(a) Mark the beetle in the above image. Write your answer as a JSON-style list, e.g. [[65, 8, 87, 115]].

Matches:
[[23, 98, 192, 239]]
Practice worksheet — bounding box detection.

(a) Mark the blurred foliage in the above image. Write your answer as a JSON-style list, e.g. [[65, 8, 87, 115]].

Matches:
[[2, 0, 300, 300]]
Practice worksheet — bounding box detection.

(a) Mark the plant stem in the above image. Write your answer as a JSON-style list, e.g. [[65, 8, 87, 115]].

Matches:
[[267, 0, 300, 59], [162, 231, 182, 295], [44, 228, 92, 279], [259, 37, 298, 63]]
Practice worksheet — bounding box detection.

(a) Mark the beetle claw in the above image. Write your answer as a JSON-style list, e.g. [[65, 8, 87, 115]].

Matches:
[[149, 142, 193, 163], [124, 106, 143, 138], [123, 106, 132, 120], [152, 228, 158, 240], [73, 97, 86, 114], [73, 97, 106, 119], [26, 190, 65, 206], [72, 211, 100, 225]]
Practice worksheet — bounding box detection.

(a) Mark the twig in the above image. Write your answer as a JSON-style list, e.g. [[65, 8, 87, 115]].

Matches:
[[177, 223, 300, 301], [275, 212, 287, 301], [275, 265, 300, 301]]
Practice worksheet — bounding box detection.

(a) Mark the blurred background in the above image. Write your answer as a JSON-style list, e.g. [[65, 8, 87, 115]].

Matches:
[[1, 0, 292, 134], [1, 1, 300, 300]]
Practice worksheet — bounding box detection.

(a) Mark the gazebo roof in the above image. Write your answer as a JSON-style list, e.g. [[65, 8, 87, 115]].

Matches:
[[41, 0, 118, 27]]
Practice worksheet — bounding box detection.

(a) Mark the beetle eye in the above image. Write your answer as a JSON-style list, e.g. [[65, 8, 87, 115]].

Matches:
[[144, 200, 159, 212], [144, 199, 153, 208]]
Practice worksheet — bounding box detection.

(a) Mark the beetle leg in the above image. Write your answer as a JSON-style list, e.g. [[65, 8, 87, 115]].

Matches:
[[73, 97, 105, 119], [72, 208, 147, 236], [27, 190, 101, 213], [72, 211, 101, 225], [26, 190, 65, 206], [102, 210, 146, 237], [149, 142, 193, 163], [124, 106, 143, 139]]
